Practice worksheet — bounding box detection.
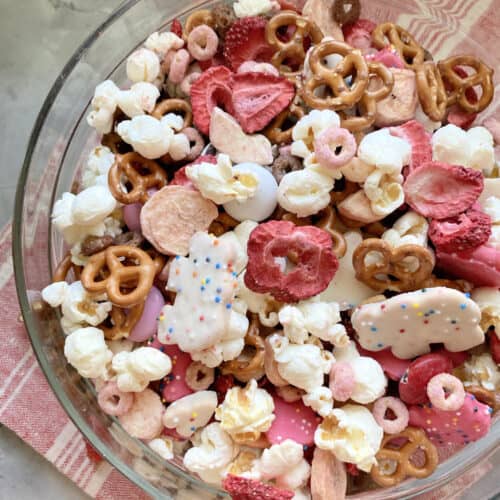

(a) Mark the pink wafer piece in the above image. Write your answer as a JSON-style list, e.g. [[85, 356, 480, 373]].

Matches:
[[329, 361, 355, 401]]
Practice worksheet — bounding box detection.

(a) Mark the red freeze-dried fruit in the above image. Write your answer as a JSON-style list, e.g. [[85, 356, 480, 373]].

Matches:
[[342, 19, 376, 50], [223, 475, 295, 500], [223, 17, 276, 71], [244, 221, 339, 303], [85, 441, 103, 462], [190, 66, 234, 135], [170, 155, 217, 189], [490, 330, 500, 364], [170, 18, 183, 38], [403, 161, 484, 219], [214, 374, 235, 404], [231, 72, 295, 133]]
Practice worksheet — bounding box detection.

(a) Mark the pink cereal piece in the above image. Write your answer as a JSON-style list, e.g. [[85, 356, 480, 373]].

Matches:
[[180, 71, 201, 95], [169, 49, 190, 84], [426, 373, 465, 411], [409, 392, 492, 445], [187, 25, 219, 62], [329, 361, 355, 402], [266, 395, 321, 446], [161, 50, 175, 74], [123, 202, 142, 232], [314, 126, 357, 171], [372, 397, 409, 434], [98, 381, 134, 416], [128, 286, 165, 342], [182, 127, 205, 162], [119, 388, 164, 440], [238, 61, 280, 77]]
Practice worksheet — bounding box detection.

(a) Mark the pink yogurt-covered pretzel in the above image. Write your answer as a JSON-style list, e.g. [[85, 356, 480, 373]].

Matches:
[[182, 127, 205, 162], [238, 61, 280, 77], [98, 381, 134, 416], [329, 361, 355, 402], [180, 71, 201, 95], [169, 49, 191, 84], [314, 126, 357, 171], [187, 25, 219, 62], [426, 373, 465, 411], [372, 396, 409, 434]]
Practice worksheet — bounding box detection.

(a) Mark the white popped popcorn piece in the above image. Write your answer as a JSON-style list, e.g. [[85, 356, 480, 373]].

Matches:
[[86, 80, 121, 134], [126, 48, 161, 83], [186, 154, 259, 204], [117, 82, 160, 118], [112, 347, 172, 392], [148, 437, 174, 460], [218, 220, 259, 274], [333, 340, 361, 362], [347, 356, 387, 404], [314, 404, 383, 472], [64, 327, 113, 379], [461, 353, 500, 391], [233, 0, 277, 17], [82, 146, 116, 189], [363, 169, 404, 216], [145, 31, 184, 59], [382, 211, 429, 247], [302, 387, 334, 417]]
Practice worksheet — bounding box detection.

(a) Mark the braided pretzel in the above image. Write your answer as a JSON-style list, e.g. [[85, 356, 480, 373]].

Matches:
[[184, 9, 215, 38], [352, 239, 434, 292], [52, 253, 82, 283], [208, 211, 239, 237], [100, 303, 145, 340], [415, 62, 447, 122], [264, 103, 305, 144], [438, 55, 494, 113], [107, 152, 167, 204], [266, 11, 323, 79], [371, 427, 438, 487], [315, 206, 347, 258], [151, 98, 193, 128], [80, 245, 156, 307], [372, 23, 424, 69]]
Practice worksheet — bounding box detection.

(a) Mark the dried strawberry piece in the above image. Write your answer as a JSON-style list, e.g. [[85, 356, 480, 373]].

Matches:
[[403, 161, 484, 219], [170, 18, 183, 38], [244, 221, 338, 303], [85, 441, 103, 463], [346, 463, 360, 476], [223, 17, 276, 71], [231, 72, 295, 133], [223, 474, 294, 500], [214, 374, 235, 404], [365, 47, 405, 68], [489, 330, 500, 364], [390, 120, 432, 174], [170, 155, 217, 188], [342, 19, 376, 50]]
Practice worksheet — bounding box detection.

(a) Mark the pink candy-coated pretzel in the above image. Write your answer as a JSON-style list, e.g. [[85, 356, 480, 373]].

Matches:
[[187, 25, 219, 61], [329, 361, 355, 401], [169, 49, 191, 84], [98, 381, 134, 416], [372, 396, 409, 434], [182, 127, 205, 162], [314, 126, 357, 171], [426, 373, 465, 411]]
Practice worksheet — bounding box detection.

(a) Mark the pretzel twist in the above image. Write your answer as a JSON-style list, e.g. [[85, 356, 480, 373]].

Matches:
[[52, 253, 82, 283], [100, 303, 145, 340], [208, 211, 240, 237], [184, 9, 215, 38], [415, 62, 447, 121], [264, 103, 305, 144], [315, 206, 347, 258], [151, 98, 193, 128]]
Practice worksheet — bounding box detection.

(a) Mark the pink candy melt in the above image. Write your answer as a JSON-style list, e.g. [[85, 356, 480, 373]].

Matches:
[[123, 202, 142, 232], [128, 286, 165, 342]]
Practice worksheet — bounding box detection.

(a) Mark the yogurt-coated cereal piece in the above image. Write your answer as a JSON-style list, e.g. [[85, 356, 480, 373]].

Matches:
[[233, 0, 276, 17], [117, 82, 160, 118], [112, 347, 172, 392], [126, 48, 161, 83], [82, 146, 115, 189], [461, 352, 500, 391], [64, 327, 112, 379], [86, 80, 120, 133], [163, 391, 218, 437], [148, 437, 174, 460], [145, 31, 184, 59], [314, 404, 383, 472], [183, 423, 239, 485], [302, 387, 334, 417], [215, 379, 275, 442], [351, 287, 484, 359], [363, 169, 404, 216], [471, 287, 500, 330], [348, 356, 387, 404]]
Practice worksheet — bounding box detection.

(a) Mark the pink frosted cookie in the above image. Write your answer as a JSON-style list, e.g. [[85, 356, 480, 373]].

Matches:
[[408, 393, 492, 446], [265, 394, 321, 446]]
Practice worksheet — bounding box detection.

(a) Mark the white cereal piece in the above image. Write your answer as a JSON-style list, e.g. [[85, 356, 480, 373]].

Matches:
[[117, 82, 160, 118], [126, 48, 161, 83], [86, 80, 121, 134], [302, 387, 334, 417], [145, 31, 184, 59]]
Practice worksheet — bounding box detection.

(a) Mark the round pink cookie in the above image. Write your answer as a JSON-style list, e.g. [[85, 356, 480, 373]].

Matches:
[[265, 395, 321, 446], [357, 344, 411, 381], [408, 392, 492, 446], [128, 286, 165, 342]]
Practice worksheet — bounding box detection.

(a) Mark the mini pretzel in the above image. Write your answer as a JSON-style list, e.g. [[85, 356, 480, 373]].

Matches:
[[273, 206, 312, 226], [151, 98, 193, 128], [466, 385, 500, 413], [415, 62, 447, 122], [352, 239, 434, 292], [264, 103, 305, 144], [208, 211, 239, 237], [372, 23, 424, 69], [100, 303, 145, 340], [81, 245, 156, 307], [330, 179, 359, 205], [184, 9, 215, 37], [371, 427, 438, 487], [266, 11, 323, 79], [107, 152, 167, 204], [143, 247, 168, 276], [220, 317, 265, 382], [315, 206, 347, 258], [421, 275, 468, 292], [52, 253, 82, 283], [437, 55, 494, 113]]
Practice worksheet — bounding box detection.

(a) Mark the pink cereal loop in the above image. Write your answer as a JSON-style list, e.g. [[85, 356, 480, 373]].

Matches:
[[98, 381, 134, 416], [329, 361, 355, 402], [238, 60, 280, 77], [372, 396, 409, 434], [180, 71, 201, 95], [426, 373, 465, 411], [182, 127, 205, 162], [187, 25, 219, 62], [185, 361, 215, 391], [314, 126, 357, 171], [169, 49, 190, 84]]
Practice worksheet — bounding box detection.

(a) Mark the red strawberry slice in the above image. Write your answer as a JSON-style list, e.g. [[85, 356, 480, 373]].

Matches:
[[390, 120, 432, 175], [190, 66, 234, 135], [223, 16, 276, 71], [403, 161, 484, 219], [223, 475, 294, 500], [170, 155, 217, 189], [343, 19, 376, 50], [231, 72, 295, 133], [489, 330, 500, 364], [170, 18, 183, 38]]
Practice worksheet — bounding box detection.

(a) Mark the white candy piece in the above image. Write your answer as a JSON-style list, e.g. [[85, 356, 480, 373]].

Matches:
[[302, 387, 334, 417], [348, 356, 387, 404], [233, 0, 276, 17], [223, 162, 278, 221], [117, 82, 160, 118], [126, 48, 161, 83]]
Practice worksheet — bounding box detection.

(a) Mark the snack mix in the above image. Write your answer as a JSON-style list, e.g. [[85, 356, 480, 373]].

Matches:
[[42, 0, 499, 497]]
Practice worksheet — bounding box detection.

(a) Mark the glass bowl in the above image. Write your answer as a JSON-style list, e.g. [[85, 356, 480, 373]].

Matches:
[[13, 0, 500, 498]]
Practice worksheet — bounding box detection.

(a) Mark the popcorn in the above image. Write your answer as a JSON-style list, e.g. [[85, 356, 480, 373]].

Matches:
[[148, 437, 174, 460], [168, 133, 191, 162], [233, 0, 276, 17], [183, 423, 239, 485], [382, 211, 429, 247], [302, 387, 334, 417], [112, 347, 172, 392], [126, 48, 161, 83], [186, 154, 259, 204], [363, 169, 404, 216], [482, 196, 500, 249], [278, 298, 348, 346], [219, 220, 259, 274], [86, 80, 120, 134], [227, 449, 262, 479], [269, 334, 334, 392], [82, 146, 116, 189], [117, 82, 160, 118], [432, 124, 495, 175], [347, 356, 387, 404], [314, 404, 383, 472], [64, 327, 113, 379], [277, 458, 311, 490], [215, 379, 275, 442], [471, 287, 500, 330], [461, 353, 500, 391], [145, 31, 184, 59]]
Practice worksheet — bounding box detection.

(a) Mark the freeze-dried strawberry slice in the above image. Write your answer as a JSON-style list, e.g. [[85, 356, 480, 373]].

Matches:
[[244, 220, 338, 303], [170, 155, 217, 188], [342, 19, 376, 50], [490, 330, 500, 364], [390, 120, 432, 174], [403, 161, 484, 219], [223, 16, 276, 71], [170, 18, 183, 38], [231, 72, 295, 133], [223, 475, 294, 500], [190, 66, 234, 135]]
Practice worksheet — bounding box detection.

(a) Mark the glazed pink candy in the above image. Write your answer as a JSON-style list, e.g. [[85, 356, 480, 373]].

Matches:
[[123, 202, 142, 232], [265, 395, 321, 446], [158, 345, 193, 402], [409, 393, 492, 445], [128, 286, 165, 342]]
